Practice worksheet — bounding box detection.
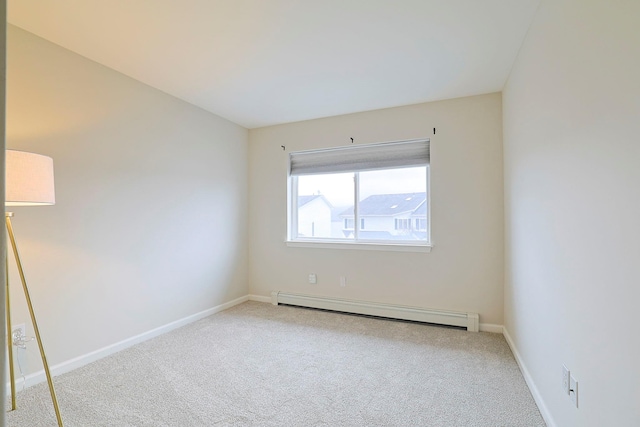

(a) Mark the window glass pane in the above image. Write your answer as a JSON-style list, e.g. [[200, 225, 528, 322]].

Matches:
[[291, 165, 429, 244], [357, 167, 427, 241], [297, 173, 354, 239]]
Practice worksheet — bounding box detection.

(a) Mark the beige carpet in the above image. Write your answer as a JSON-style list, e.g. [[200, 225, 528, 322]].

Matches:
[[7, 301, 544, 426]]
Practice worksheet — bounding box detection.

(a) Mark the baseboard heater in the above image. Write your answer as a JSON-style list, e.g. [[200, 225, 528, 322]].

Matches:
[[270, 291, 479, 332]]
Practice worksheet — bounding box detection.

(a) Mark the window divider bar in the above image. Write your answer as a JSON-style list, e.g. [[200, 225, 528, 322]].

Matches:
[[354, 172, 359, 241]]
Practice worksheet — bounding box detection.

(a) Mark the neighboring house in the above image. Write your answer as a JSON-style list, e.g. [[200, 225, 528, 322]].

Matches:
[[297, 195, 332, 238], [339, 192, 427, 240], [330, 206, 349, 238], [410, 200, 428, 231]]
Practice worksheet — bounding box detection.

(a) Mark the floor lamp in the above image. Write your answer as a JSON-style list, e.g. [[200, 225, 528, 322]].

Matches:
[[5, 149, 63, 426]]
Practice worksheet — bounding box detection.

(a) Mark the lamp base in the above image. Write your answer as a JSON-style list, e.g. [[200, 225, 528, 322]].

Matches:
[[5, 212, 63, 426]]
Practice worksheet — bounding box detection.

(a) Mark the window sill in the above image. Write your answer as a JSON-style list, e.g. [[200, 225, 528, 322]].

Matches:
[[286, 240, 432, 253]]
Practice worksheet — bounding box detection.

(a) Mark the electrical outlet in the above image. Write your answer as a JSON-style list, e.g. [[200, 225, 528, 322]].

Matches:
[[569, 375, 578, 408], [562, 365, 570, 395], [12, 324, 26, 348], [308, 274, 317, 284], [340, 276, 346, 287]]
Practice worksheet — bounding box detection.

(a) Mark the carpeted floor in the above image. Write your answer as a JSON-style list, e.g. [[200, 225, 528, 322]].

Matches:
[[6, 301, 545, 426]]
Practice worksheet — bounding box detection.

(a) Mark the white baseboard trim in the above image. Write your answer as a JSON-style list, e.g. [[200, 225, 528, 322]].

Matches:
[[503, 327, 556, 427], [248, 294, 271, 303], [7, 295, 249, 393], [479, 323, 503, 333]]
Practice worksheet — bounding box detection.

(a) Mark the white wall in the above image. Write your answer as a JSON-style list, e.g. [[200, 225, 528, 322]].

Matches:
[[503, 0, 640, 425], [249, 93, 504, 326], [6, 26, 249, 375]]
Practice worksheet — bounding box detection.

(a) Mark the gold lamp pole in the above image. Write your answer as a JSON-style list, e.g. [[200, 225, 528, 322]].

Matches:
[[5, 149, 63, 426]]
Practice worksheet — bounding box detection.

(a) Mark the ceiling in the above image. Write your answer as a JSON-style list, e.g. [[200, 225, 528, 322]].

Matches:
[[8, 0, 540, 129]]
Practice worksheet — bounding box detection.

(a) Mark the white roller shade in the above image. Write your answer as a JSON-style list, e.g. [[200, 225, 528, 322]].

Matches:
[[290, 139, 429, 176]]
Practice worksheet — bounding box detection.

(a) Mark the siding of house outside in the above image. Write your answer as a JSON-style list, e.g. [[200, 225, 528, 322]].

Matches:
[[297, 195, 332, 238]]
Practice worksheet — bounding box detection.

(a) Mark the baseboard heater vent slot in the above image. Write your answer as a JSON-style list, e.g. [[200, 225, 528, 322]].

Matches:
[[271, 291, 479, 332]]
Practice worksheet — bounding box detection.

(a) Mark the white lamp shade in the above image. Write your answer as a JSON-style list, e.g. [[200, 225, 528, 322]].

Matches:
[[6, 150, 56, 206]]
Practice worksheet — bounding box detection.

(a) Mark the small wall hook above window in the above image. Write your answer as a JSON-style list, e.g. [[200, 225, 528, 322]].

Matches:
[[350, 138, 354, 144], [281, 145, 286, 151]]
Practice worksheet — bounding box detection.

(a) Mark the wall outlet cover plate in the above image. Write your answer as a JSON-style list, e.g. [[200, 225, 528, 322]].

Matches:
[[570, 375, 578, 408], [562, 364, 570, 395]]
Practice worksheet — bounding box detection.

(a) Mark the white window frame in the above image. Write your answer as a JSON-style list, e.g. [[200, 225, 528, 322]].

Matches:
[[287, 139, 432, 252]]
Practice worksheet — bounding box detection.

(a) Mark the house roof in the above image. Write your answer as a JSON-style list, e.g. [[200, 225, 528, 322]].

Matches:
[[298, 194, 332, 208], [411, 200, 427, 216], [340, 192, 426, 216]]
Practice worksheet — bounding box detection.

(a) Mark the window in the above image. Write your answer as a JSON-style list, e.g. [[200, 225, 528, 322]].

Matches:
[[288, 139, 430, 246], [395, 219, 411, 230]]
